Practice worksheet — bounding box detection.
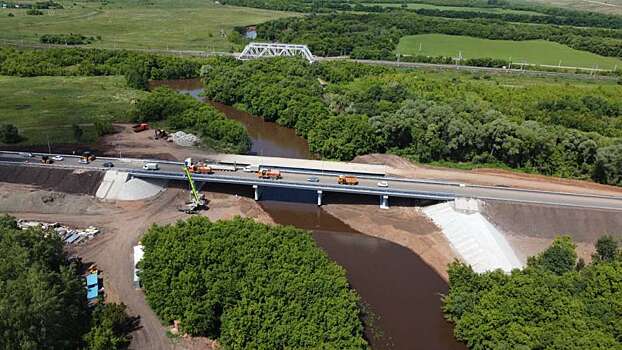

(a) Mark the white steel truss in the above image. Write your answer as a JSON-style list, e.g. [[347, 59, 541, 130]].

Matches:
[[238, 42, 315, 63]]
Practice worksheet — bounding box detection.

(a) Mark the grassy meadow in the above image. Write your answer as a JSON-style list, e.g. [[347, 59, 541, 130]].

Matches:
[[0, 0, 296, 51], [397, 34, 622, 70], [363, 2, 545, 15], [0, 75, 147, 145]]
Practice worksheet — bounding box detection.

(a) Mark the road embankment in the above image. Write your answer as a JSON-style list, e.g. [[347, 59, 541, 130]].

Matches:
[[0, 164, 103, 195]]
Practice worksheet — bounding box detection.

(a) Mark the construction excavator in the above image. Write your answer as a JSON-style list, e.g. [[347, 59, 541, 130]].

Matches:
[[178, 166, 207, 214]]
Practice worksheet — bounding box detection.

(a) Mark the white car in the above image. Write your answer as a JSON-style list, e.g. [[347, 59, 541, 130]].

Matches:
[[78, 159, 88, 164], [52, 155, 64, 161], [377, 181, 389, 187]]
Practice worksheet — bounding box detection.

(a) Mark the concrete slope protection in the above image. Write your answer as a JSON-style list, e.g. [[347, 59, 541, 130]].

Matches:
[[96, 170, 166, 201], [424, 199, 523, 273]]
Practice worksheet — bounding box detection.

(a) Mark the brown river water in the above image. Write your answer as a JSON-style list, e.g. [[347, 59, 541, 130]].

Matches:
[[154, 79, 466, 350]]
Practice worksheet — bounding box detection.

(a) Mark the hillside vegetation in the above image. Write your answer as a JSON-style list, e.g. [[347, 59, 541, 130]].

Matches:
[[0, 0, 295, 51], [139, 216, 367, 349], [201, 57, 622, 185], [443, 236, 622, 349]]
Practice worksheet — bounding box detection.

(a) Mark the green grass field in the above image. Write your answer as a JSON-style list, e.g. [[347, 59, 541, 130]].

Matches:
[[362, 2, 545, 15], [0, 0, 295, 51], [397, 34, 622, 70], [0, 75, 147, 145]]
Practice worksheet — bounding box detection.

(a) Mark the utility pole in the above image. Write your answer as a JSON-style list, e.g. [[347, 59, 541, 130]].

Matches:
[[47, 135, 51, 154]]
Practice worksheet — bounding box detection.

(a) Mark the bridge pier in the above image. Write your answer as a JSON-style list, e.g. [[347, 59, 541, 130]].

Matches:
[[317, 190, 323, 206], [380, 195, 389, 209], [253, 185, 261, 201]]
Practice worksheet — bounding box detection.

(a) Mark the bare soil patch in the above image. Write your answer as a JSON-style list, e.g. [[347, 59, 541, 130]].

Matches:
[[482, 200, 622, 263], [96, 124, 216, 162], [0, 165, 103, 195], [355, 154, 622, 196]]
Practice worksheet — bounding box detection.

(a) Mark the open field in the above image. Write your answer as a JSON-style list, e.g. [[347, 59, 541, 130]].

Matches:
[[0, 0, 296, 51], [397, 33, 622, 69], [363, 2, 545, 15], [525, 0, 622, 15], [0, 75, 147, 145]]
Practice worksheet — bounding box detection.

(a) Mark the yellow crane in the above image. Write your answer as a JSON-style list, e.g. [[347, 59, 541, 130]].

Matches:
[[179, 166, 206, 214]]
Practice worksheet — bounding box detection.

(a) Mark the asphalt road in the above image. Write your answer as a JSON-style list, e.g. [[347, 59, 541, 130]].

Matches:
[[2, 151, 621, 211]]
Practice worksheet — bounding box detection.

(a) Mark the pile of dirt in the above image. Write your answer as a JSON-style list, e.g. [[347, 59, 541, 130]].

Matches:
[[0, 165, 103, 195]]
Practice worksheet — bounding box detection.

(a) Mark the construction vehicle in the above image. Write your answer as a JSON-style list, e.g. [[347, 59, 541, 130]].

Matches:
[[41, 155, 54, 164], [337, 175, 359, 185], [188, 164, 213, 174], [81, 152, 96, 163], [154, 129, 168, 140], [257, 169, 281, 179], [178, 166, 207, 214], [132, 123, 149, 132], [184, 158, 213, 174]]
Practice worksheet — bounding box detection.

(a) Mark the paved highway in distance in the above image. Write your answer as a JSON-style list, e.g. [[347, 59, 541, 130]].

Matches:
[[1, 151, 621, 211]]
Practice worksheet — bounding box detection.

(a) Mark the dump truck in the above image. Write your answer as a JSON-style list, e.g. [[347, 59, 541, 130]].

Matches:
[[132, 123, 149, 132], [257, 169, 281, 179], [41, 155, 53, 164], [81, 152, 96, 162], [337, 175, 358, 185], [188, 163, 213, 174]]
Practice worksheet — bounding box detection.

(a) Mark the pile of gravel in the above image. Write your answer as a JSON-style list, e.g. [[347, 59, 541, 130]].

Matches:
[[170, 131, 200, 147]]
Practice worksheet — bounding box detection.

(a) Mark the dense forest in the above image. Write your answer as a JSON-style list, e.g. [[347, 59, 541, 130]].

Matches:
[[139, 216, 367, 349], [0, 47, 203, 82], [256, 12, 622, 61], [443, 235, 622, 349], [0, 215, 135, 349], [131, 87, 251, 153], [201, 57, 622, 185]]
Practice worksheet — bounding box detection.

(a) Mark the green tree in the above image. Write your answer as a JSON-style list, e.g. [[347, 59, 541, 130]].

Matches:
[[72, 123, 83, 142], [0, 123, 22, 143], [528, 236, 577, 275], [593, 235, 619, 262], [84, 303, 136, 350], [0, 216, 90, 350], [94, 119, 114, 137]]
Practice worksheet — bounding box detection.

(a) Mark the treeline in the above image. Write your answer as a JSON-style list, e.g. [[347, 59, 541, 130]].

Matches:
[[0, 215, 136, 349], [443, 235, 622, 349], [413, 8, 622, 30], [131, 87, 251, 153], [0, 47, 203, 83], [220, 0, 622, 29], [257, 13, 622, 60], [40, 33, 96, 45], [201, 57, 622, 186], [139, 216, 367, 349]]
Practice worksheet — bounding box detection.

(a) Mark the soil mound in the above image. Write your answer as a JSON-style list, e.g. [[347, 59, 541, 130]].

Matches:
[[0, 165, 103, 195]]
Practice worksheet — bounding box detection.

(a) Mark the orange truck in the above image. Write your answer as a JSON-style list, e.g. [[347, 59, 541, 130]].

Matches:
[[337, 175, 359, 185], [188, 164, 213, 174], [257, 169, 281, 179], [132, 123, 149, 132]]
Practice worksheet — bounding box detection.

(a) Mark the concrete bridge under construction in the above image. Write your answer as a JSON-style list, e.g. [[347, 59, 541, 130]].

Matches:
[[0, 151, 621, 211]]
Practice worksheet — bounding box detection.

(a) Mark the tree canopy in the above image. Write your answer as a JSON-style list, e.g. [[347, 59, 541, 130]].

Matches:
[[139, 216, 367, 349], [201, 56, 622, 186], [443, 235, 622, 350], [0, 215, 135, 350]]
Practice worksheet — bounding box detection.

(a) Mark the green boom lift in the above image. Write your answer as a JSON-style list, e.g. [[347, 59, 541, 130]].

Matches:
[[179, 166, 206, 214]]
